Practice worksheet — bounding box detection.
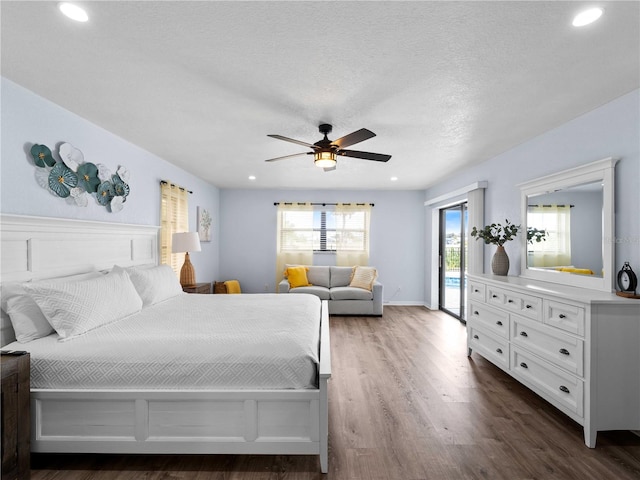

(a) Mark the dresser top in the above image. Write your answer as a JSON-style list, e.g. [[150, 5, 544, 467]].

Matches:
[[468, 273, 640, 306]]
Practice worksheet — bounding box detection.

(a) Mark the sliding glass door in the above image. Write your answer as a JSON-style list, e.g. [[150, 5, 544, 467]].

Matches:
[[439, 203, 468, 321]]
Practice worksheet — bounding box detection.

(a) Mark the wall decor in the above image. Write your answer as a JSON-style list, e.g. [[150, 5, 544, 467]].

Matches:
[[197, 206, 212, 242], [29, 142, 130, 213]]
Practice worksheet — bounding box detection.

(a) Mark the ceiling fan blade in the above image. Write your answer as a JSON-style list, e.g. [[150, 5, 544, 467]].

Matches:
[[264, 152, 311, 162], [267, 134, 318, 150], [338, 150, 391, 162], [332, 128, 376, 149]]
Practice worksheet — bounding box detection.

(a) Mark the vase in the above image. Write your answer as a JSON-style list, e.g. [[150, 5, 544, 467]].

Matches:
[[491, 245, 510, 276]]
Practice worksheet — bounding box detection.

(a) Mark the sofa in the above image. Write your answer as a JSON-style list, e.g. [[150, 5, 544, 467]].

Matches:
[[278, 265, 383, 316]]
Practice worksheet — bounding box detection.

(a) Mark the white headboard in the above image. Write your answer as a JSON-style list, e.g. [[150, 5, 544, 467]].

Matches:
[[1, 214, 159, 345]]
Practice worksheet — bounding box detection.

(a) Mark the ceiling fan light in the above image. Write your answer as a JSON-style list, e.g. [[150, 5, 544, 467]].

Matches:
[[314, 151, 337, 168]]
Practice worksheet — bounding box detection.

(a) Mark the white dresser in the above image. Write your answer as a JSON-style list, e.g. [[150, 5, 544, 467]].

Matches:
[[467, 273, 640, 447]]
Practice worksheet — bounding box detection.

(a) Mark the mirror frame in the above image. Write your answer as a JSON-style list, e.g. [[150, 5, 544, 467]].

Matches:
[[518, 157, 618, 292]]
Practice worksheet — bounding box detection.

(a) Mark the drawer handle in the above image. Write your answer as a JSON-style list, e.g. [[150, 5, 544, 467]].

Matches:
[[474, 289, 479, 293], [473, 334, 479, 339], [525, 304, 532, 309], [519, 331, 528, 337], [520, 362, 528, 369], [474, 311, 479, 316], [492, 294, 498, 298], [496, 320, 503, 326], [559, 385, 570, 394], [559, 314, 566, 319], [508, 299, 514, 303], [496, 348, 503, 354], [559, 348, 570, 356]]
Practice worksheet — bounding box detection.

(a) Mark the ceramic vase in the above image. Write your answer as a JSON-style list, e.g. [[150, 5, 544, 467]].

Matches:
[[491, 245, 509, 276]]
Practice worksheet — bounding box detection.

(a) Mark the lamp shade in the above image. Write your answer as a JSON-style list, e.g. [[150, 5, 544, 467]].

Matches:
[[172, 232, 201, 253]]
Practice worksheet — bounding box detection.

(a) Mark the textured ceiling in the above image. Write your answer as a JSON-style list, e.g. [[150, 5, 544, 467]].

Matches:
[[2, 1, 639, 190]]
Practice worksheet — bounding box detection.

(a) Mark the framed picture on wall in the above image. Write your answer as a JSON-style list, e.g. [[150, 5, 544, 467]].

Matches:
[[197, 206, 212, 242]]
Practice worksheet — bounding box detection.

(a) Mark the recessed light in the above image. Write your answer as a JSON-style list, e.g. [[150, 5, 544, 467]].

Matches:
[[390, 176, 398, 182], [248, 175, 256, 181], [58, 2, 89, 22], [572, 7, 603, 27]]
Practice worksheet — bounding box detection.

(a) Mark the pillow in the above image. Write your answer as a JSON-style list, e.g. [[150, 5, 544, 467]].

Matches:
[[284, 266, 312, 288], [125, 264, 183, 306], [24, 268, 142, 341], [2, 271, 103, 343], [349, 266, 378, 291]]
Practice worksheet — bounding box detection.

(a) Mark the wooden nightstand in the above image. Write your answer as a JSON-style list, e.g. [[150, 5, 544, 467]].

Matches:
[[182, 282, 211, 294], [1, 352, 30, 480]]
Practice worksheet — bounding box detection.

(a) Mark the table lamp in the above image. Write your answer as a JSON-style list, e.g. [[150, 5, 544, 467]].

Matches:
[[172, 232, 201, 287]]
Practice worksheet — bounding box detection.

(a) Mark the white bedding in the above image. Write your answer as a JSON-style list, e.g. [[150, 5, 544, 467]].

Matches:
[[5, 293, 321, 390]]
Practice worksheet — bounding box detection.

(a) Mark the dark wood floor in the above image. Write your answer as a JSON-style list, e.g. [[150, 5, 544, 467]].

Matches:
[[30, 306, 640, 479]]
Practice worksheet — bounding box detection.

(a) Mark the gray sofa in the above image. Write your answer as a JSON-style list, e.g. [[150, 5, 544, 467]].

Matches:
[[278, 265, 383, 316]]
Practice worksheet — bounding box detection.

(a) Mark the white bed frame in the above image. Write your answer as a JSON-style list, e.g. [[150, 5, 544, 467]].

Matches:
[[0, 214, 331, 472]]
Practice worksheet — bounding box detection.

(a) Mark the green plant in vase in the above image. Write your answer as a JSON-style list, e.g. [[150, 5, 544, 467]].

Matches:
[[527, 227, 547, 244], [470, 219, 521, 275]]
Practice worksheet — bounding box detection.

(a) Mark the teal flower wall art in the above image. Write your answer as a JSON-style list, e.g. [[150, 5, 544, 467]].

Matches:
[[28, 142, 131, 213]]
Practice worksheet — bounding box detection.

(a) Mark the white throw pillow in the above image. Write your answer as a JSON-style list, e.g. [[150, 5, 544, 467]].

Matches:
[[25, 268, 143, 341], [349, 266, 378, 291], [2, 271, 104, 343], [125, 264, 183, 306]]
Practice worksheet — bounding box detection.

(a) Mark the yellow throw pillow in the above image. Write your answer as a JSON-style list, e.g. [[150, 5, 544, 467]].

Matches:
[[285, 266, 312, 288], [349, 266, 377, 291]]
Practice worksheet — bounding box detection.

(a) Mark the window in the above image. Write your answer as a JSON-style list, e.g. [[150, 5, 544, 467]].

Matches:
[[276, 202, 371, 270], [278, 205, 370, 253], [160, 181, 189, 275]]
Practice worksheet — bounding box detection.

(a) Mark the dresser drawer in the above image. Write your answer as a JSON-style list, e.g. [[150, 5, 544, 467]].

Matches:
[[486, 285, 542, 321], [469, 302, 509, 338], [544, 300, 585, 336], [511, 315, 584, 376], [468, 326, 509, 370], [511, 346, 583, 417], [468, 281, 486, 302]]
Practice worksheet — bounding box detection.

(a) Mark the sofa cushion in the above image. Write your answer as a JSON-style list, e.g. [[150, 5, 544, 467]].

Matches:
[[330, 266, 355, 287], [349, 266, 378, 291], [307, 266, 330, 288], [330, 286, 373, 301], [289, 285, 331, 300], [285, 265, 330, 287], [284, 266, 311, 288]]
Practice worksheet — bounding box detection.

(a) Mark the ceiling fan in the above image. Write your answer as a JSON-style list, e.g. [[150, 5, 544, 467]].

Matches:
[[265, 124, 391, 171]]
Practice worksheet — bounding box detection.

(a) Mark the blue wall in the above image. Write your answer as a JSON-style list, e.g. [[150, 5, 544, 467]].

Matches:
[[1, 78, 220, 282], [424, 89, 640, 299], [218, 189, 425, 302]]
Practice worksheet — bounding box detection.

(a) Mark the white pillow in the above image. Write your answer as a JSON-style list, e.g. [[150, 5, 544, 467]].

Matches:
[[125, 264, 183, 306], [1, 271, 103, 343], [349, 266, 378, 291], [24, 268, 143, 341]]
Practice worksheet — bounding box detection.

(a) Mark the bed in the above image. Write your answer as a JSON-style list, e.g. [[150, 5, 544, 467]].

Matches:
[[0, 214, 331, 472]]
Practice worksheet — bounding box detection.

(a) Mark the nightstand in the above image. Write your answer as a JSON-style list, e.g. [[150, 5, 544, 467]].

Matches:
[[1, 353, 30, 480], [182, 282, 211, 294]]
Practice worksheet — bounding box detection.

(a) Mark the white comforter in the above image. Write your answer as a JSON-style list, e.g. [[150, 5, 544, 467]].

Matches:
[[8, 293, 321, 390]]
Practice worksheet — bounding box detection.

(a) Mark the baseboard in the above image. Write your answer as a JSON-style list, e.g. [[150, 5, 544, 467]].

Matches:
[[383, 301, 429, 307]]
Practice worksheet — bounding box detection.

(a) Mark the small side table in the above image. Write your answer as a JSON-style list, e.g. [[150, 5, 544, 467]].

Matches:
[[182, 282, 212, 294], [1, 352, 30, 480]]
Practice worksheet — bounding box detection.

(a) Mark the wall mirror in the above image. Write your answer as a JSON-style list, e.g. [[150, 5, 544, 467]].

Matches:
[[518, 157, 618, 292]]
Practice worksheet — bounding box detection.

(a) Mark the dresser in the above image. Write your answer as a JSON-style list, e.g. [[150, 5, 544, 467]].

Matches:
[[1, 353, 30, 480], [467, 273, 640, 447]]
